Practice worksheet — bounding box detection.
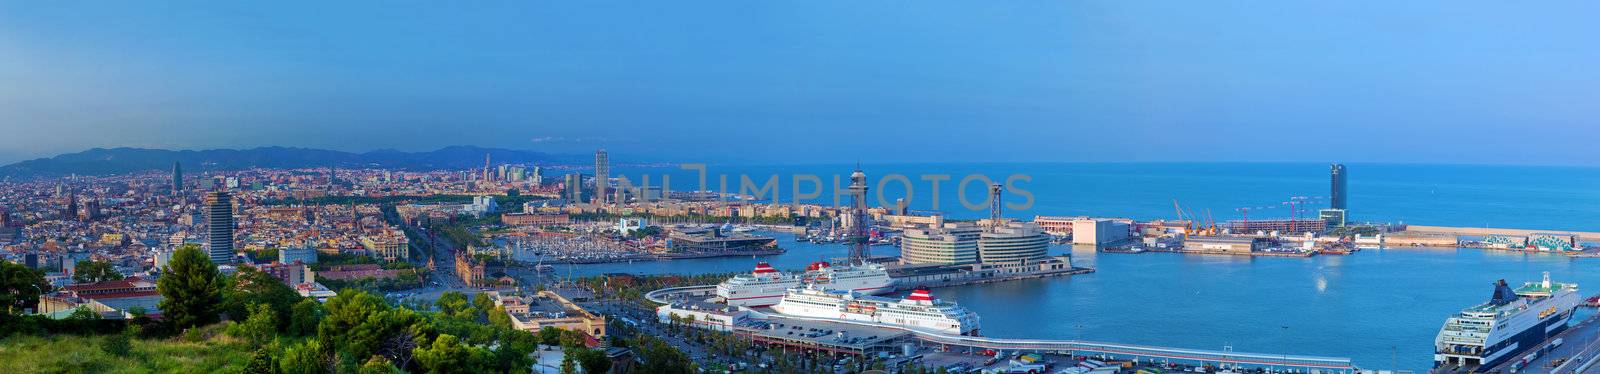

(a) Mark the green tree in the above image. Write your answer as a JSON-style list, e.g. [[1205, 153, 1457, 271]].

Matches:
[[638, 334, 694, 374], [573, 348, 613, 374], [0, 260, 49, 315], [471, 293, 494, 320], [435, 291, 471, 316], [222, 264, 303, 329], [73, 260, 124, 283], [560, 351, 576, 374], [243, 349, 275, 374], [317, 290, 422, 365], [415, 333, 492, 374], [280, 339, 329, 374], [358, 356, 401, 374], [538, 326, 563, 346], [487, 306, 512, 329], [288, 298, 324, 337], [228, 303, 278, 345], [157, 244, 224, 329]]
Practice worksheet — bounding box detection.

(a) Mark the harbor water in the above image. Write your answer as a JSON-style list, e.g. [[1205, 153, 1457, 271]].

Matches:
[[564, 162, 1600, 370]]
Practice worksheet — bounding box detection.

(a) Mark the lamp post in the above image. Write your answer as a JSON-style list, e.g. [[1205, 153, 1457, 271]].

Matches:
[[1281, 325, 1290, 373]]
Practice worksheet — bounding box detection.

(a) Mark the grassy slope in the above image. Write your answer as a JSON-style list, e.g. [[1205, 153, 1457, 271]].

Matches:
[[0, 326, 255, 374]]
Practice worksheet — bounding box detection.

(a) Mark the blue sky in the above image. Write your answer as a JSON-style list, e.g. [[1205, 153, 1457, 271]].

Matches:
[[2, 1, 1597, 165]]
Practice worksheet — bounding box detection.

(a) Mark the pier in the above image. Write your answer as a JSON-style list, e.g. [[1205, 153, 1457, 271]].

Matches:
[[1403, 225, 1600, 242]]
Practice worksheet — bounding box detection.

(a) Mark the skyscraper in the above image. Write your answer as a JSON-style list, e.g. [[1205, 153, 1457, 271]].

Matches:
[[594, 149, 609, 206], [1330, 163, 1348, 210], [205, 191, 235, 264], [563, 173, 585, 203], [172, 161, 183, 195], [482, 153, 492, 182]]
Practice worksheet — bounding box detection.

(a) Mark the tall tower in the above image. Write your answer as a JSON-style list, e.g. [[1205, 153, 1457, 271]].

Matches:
[[1329, 163, 1348, 210], [988, 183, 1004, 231], [205, 191, 235, 264], [846, 167, 871, 264], [172, 161, 183, 195], [482, 153, 492, 182], [594, 149, 609, 206]]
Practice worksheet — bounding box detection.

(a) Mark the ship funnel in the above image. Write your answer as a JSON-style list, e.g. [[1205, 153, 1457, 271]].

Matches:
[[906, 287, 934, 304], [753, 262, 778, 275]]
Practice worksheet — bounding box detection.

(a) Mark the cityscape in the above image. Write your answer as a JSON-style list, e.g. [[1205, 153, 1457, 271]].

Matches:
[[3, 2, 1600, 374]]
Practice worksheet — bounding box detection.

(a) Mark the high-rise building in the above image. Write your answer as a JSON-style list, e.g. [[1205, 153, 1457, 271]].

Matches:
[[172, 161, 183, 195], [563, 173, 586, 203], [482, 153, 492, 181], [1330, 163, 1348, 210], [530, 166, 543, 185], [508, 166, 526, 181], [594, 149, 609, 205], [204, 191, 235, 264]]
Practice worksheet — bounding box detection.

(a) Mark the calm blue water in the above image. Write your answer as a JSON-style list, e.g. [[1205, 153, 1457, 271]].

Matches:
[[572, 163, 1600, 370], [613, 162, 1600, 231]]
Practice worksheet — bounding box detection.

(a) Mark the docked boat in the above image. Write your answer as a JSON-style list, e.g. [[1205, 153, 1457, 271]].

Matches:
[[1433, 272, 1580, 371], [715, 261, 893, 307], [801, 261, 894, 295], [770, 286, 981, 335], [716, 262, 800, 307]]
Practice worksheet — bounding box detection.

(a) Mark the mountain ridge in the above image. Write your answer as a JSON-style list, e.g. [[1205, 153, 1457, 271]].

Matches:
[[0, 146, 591, 179]]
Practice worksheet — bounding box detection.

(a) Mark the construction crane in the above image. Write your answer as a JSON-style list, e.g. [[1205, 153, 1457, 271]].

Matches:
[[1172, 199, 1194, 234]]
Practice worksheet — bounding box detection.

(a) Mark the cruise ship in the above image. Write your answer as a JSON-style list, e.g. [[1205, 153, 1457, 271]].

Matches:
[[1433, 273, 1580, 371], [770, 286, 981, 335], [716, 261, 893, 307]]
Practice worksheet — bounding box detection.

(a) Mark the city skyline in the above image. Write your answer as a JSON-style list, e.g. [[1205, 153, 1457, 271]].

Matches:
[[4, 1, 1600, 166]]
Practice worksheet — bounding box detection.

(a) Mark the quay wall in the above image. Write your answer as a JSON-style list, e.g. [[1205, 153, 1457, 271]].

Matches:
[[1404, 225, 1600, 241]]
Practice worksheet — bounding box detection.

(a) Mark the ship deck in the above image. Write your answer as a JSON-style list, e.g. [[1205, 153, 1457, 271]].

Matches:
[[1435, 310, 1600, 374]]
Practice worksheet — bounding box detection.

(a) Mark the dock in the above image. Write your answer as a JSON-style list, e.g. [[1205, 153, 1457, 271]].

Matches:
[[1404, 225, 1600, 242], [758, 313, 1358, 372]]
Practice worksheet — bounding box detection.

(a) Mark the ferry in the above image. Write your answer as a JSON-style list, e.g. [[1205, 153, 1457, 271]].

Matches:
[[770, 286, 981, 335], [716, 261, 894, 307], [1432, 272, 1580, 372]]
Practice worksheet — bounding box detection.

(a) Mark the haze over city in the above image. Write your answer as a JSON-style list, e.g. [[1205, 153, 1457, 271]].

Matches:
[[4, 1, 1599, 166]]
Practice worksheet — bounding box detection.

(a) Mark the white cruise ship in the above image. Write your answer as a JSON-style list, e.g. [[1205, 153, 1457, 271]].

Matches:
[[1433, 272, 1580, 371], [770, 286, 981, 335], [716, 261, 893, 307]]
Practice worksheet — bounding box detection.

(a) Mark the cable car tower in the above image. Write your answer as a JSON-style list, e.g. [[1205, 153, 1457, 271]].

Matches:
[[846, 166, 872, 264]]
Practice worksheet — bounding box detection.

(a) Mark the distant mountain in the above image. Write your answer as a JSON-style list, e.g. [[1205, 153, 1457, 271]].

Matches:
[[0, 146, 590, 179]]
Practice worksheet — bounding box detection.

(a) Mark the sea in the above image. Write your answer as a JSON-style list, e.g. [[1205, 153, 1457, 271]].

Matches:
[[553, 162, 1600, 370]]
